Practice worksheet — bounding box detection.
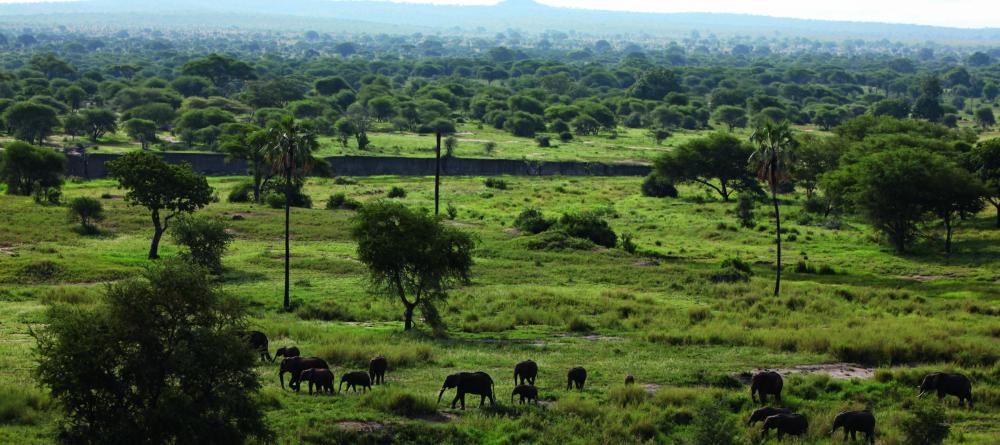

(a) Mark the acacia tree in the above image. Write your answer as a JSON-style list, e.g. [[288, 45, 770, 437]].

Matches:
[[261, 117, 319, 310], [0, 141, 65, 196], [750, 120, 794, 296], [352, 201, 474, 331], [34, 258, 272, 444], [969, 139, 1000, 227], [220, 123, 268, 203], [2, 101, 60, 144], [81, 108, 118, 142], [655, 132, 756, 201], [106, 152, 212, 259], [929, 166, 985, 253]]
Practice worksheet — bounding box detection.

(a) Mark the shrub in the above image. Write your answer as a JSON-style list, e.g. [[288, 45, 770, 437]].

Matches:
[[689, 399, 739, 445], [169, 215, 234, 273], [325, 192, 360, 210], [536, 135, 551, 147], [227, 181, 253, 203], [362, 388, 437, 417], [555, 211, 617, 248], [559, 131, 573, 142], [264, 187, 312, 209], [19, 260, 64, 283], [483, 141, 497, 154], [484, 178, 508, 190], [901, 400, 949, 445], [711, 257, 753, 283], [67, 196, 104, 232], [608, 385, 648, 407], [567, 316, 594, 332], [620, 232, 637, 254], [803, 195, 827, 214], [526, 230, 595, 251], [333, 176, 357, 185], [513, 208, 553, 234], [443, 136, 458, 157], [0, 386, 51, 425], [735, 194, 756, 228], [33, 186, 61, 204], [446, 203, 458, 220], [641, 174, 678, 198], [387, 186, 407, 198]]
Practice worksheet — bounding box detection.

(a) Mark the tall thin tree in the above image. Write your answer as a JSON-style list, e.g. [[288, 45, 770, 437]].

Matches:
[[749, 120, 794, 296], [261, 117, 319, 310]]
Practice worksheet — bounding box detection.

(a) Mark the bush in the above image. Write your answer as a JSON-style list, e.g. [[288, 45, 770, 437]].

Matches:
[[608, 385, 648, 407], [901, 400, 949, 445], [641, 174, 678, 198], [484, 178, 508, 190], [555, 212, 617, 248], [169, 215, 233, 273], [443, 136, 458, 157], [0, 385, 51, 425], [711, 257, 753, 283], [559, 131, 573, 142], [526, 230, 596, 251], [483, 141, 497, 154], [362, 388, 437, 418], [227, 181, 253, 203], [446, 203, 458, 220], [263, 185, 312, 209], [735, 194, 756, 228], [689, 399, 739, 445], [67, 196, 104, 232], [387, 186, 407, 199], [333, 176, 357, 185], [513, 208, 553, 234], [536, 135, 551, 147], [326, 193, 361, 210], [621, 232, 637, 254], [567, 316, 594, 332]]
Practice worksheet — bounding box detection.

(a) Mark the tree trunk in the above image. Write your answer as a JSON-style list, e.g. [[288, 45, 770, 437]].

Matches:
[[720, 181, 729, 202], [944, 216, 953, 254], [149, 209, 163, 260], [772, 185, 781, 296], [994, 202, 1000, 229], [435, 132, 441, 216], [283, 152, 292, 311], [403, 304, 415, 331], [252, 163, 263, 204]]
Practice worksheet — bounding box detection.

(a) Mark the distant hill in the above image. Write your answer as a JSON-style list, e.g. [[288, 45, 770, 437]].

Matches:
[[1, 0, 998, 43]]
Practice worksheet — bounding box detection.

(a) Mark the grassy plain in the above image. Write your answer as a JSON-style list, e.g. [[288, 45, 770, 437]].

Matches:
[[0, 174, 998, 444]]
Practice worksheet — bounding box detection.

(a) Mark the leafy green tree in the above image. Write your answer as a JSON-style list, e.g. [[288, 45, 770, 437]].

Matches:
[[261, 117, 320, 310], [106, 152, 212, 259], [121, 103, 177, 129], [180, 53, 256, 87], [974, 107, 995, 129], [62, 113, 86, 140], [0, 141, 65, 196], [170, 75, 213, 97], [928, 165, 985, 253], [314, 76, 352, 96], [345, 103, 372, 150], [628, 67, 681, 100], [712, 105, 747, 130], [220, 123, 268, 203], [792, 134, 843, 198], [123, 118, 157, 149], [174, 107, 234, 134], [2, 101, 60, 144], [80, 108, 117, 142], [870, 98, 911, 118], [352, 200, 474, 331], [34, 258, 272, 444], [170, 215, 234, 272], [969, 138, 1000, 227], [655, 132, 756, 201], [913, 76, 944, 122], [750, 120, 795, 295], [67, 196, 104, 233], [59, 85, 86, 110]]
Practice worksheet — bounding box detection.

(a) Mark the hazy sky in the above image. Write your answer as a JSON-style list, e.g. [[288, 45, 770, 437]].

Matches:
[[0, 0, 996, 28]]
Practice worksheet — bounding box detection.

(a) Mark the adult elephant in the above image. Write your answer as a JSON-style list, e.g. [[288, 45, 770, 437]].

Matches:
[[243, 331, 270, 362], [919, 372, 973, 407], [761, 413, 808, 440], [831, 410, 875, 444], [279, 356, 329, 392], [438, 372, 495, 410], [514, 360, 538, 386], [567, 367, 587, 390], [751, 370, 783, 404], [369, 355, 388, 385], [299, 368, 334, 395]]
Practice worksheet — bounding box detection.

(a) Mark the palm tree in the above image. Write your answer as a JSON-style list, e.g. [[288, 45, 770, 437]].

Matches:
[[749, 120, 795, 296], [261, 117, 319, 310]]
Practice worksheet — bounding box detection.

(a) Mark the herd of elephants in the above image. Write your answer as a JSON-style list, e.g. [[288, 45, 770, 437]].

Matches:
[[246, 329, 975, 442]]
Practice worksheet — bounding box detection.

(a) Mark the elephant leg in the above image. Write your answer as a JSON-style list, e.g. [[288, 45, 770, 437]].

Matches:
[[850, 430, 857, 441], [451, 393, 460, 409], [479, 394, 485, 407]]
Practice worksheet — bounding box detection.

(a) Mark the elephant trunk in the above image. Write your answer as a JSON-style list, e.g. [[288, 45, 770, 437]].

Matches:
[[917, 390, 926, 398], [437, 388, 446, 405]]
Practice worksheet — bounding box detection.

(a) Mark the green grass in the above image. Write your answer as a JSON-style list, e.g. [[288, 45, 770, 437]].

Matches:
[[1, 175, 998, 444]]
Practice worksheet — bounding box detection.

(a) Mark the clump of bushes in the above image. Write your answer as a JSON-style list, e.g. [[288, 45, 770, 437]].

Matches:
[[333, 176, 357, 185], [526, 230, 596, 251], [513, 208, 554, 234], [264, 186, 312, 209], [794, 261, 838, 275], [535, 135, 551, 147], [295, 300, 357, 322], [227, 181, 253, 203], [555, 211, 617, 248], [19, 260, 64, 283], [0, 385, 52, 425], [710, 257, 753, 283], [362, 388, 437, 417], [735, 194, 756, 228], [641, 173, 678, 198], [484, 178, 508, 190], [387, 186, 407, 198], [559, 131, 573, 143], [608, 385, 648, 407], [67, 196, 104, 234], [620, 232, 637, 254], [566, 316, 594, 332], [483, 141, 497, 154], [169, 215, 233, 273], [325, 193, 361, 210], [901, 400, 949, 445]]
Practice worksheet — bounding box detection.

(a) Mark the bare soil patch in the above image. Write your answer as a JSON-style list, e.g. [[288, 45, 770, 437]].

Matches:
[[747, 363, 874, 381], [335, 421, 386, 432]]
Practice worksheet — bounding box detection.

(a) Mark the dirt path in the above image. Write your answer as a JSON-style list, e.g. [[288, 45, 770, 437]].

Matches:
[[749, 363, 874, 380]]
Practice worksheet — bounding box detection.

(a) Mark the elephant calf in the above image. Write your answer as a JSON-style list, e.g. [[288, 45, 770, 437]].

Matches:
[[624, 374, 635, 385], [279, 356, 330, 392], [751, 370, 783, 404], [567, 367, 587, 390], [340, 371, 373, 393], [512, 384, 539, 405], [273, 346, 300, 363], [438, 371, 495, 410], [369, 355, 388, 385], [761, 413, 808, 440], [748, 407, 790, 425], [919, 372, 973, 408], [831, 410, 875, 444], [300, 368, 334, 395], [514, 359, 538, 386]]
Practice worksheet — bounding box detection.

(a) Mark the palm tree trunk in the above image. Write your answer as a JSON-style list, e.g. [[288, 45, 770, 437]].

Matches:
[[435, 132, 441, 216], [771, 172, 781, 296], [283, 151, 292, 311]]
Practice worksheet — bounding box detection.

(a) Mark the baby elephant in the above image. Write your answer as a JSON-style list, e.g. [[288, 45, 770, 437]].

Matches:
[[624, 374, 635, 385], [273, 346, 300, 363], [751, 370, 783, 404], [369, 355, 388, 385], [299, 368, 334, 395], [339, 371, 372, 393], [748, 406, 791, 425], [762, 413, 808, 440], [919, 372, 973, 408], [831, 410, 875, 444], [511, 384, 539, 405], [567, 367, 587, 390]]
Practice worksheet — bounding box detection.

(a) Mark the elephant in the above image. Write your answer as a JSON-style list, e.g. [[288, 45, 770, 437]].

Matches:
[[748, 407, 791, 425], [761, 413, 808, 440], [567, 367, 587, 390], [751, 370, 783, 404], [624, 374, 635, 385], [511, 384, 539, 405], [244, 330, 270, 362], [514, 360, 538, 386], [438, 371, 495, 410], [279, 356, 329, 392], [369, 355, 388, 385], [339, 371, 373, 393], [300, 368, 334, 395], [919, 372, 973, 407], [272, 346, 300, 363], [830, 410, 875, 444]]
